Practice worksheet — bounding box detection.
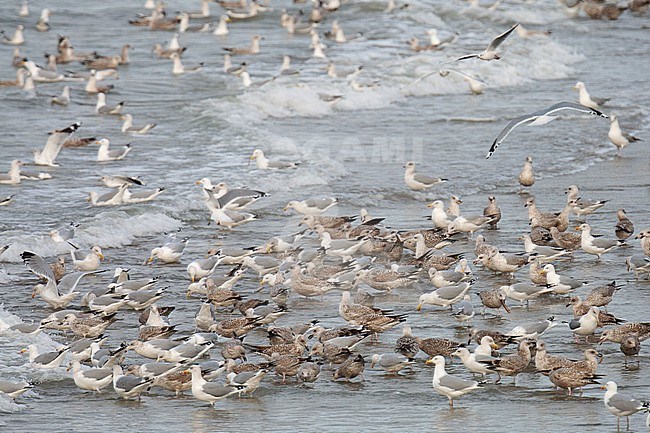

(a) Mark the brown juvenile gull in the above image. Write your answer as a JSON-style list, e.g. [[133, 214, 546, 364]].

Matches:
[[615, 209, 634, 241], [483, 340, 535, 385]]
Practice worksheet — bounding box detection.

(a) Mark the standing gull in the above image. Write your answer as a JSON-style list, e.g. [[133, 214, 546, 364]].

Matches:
[[430, 355, 480, 407], [486, 102, 608, 159], [573, 81, 609, 110], [455, 23, 518, 61], [576, 223, 619, 260], [518, 156, 535, 189], [608, 114, 641, 156], [601, 381, 649, 430], [403, 162, 447, 191], [615, 209, 634, 242]]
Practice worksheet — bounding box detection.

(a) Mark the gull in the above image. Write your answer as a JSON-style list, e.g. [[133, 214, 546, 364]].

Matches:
[[620, 335, 640, 366], [250, 149, 298, 169], [20, 58, 69, 82], [573, 81, 609, 110], [500, 283, 554, 306], [178, 14, 212, 32], [51, 86, 71, 106], [279, 55, 299, 76], [0, 195, 15, 206], [206, 180, 269, 210], [626, 254, 650, 279], [520, 234, 571, 262], [417, 281, 472, 310], [439, 69, 485, 94], [113, 365, 153, 400], [608, 114, 642, 156], [370, 353, 415, 374], [285, 197, 338, 215], [482, 340, 535, 385], [213, 15, 231, 36], [541, 263, 584, 294], [326, 63, 364, 79], [447, 215, 493, 237], [188, 365, 241, 405], [599, 322, 650, 344], [0, 69, 28, 87], [224, 35, 263, 55], [1, 25, 25, 45], [19, 0, 29, 17], [123, 186, 164, 204], [152, 43, 186, 59], [34, 121, 81, 166], [394, 324, 420, 358], [170, 52, 204, 74], [332, 354, 365, 382], [70, 245, 105, 271], [636, 229, 650, 256], [187, 253, 223, 282], [455, 23, 518, 61], [403, 161, 447, 191], [601, 381, 649, 431], [88, 184, 128, 206], [49, 222, 78, 244], [615, 209, 635, 241], [36, 8, 52, 32], [20, 344, 69, 369], [427, 200, 453, 230], [451, 294, 475, 324], [100, 175, 145, 188], [568, 306, 600, 343], [68, 360, 113, 391], [121, 114, 156, 134], [223, 54, 246, 74], [576, 223, 619, 260], [486, 101, 608, 159], [518, 156, 535, 189], [447, 195, 462, 217], [147, 237, 188, 264], [94, 138, 131, 162], [483, 196, 501, 229], [95, 93, 125, 115], [319, 232, 366, 260], [226, 370, 267, 395], [207, 198, 258, 229], [85, 70, 114, 94], [478, 289, 510, 315], [0, 159, 23, 185], [565, 185, 608, 218], [509, 317, 557, 339], [0, 380, 33, 399], [428, 267, 471, 289], [430, 355, 480, 407], [452, 347, 498, 379]]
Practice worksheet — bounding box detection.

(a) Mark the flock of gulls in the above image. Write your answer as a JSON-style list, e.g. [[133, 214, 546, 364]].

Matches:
[[1, 0, 649, 431]]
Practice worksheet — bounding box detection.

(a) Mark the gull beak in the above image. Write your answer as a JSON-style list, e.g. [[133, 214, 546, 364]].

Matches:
[[145, 257, 154, 265], [18, 348, 27, 354], [195, 180, 202, 185], [574, 226, 581, 231], [282, 206, 289, 212], [98, 253, 105, 260], [31, 289, 37, 298], [540, 270, 546, 275], [186, 290, 192, 299], [425, 358, 434, 365], [259, 279, 265, 286], [426, 203, 434, 208], [501, 299, 511, 314], [264, 244, 272, 254], [191, 276, 195, 282], [490, 343, 499, 350], [599, 385, 606, 390], [416, 303, 422, 311]]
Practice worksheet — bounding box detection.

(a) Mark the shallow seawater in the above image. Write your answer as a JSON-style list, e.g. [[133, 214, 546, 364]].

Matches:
[[0, 0, 649, 431]]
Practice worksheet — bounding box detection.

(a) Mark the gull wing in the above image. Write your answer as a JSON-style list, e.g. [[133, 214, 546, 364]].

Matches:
[[41, 122, 81, 161], [486, 23, 519, 51], [21, 251, 56, 282]]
